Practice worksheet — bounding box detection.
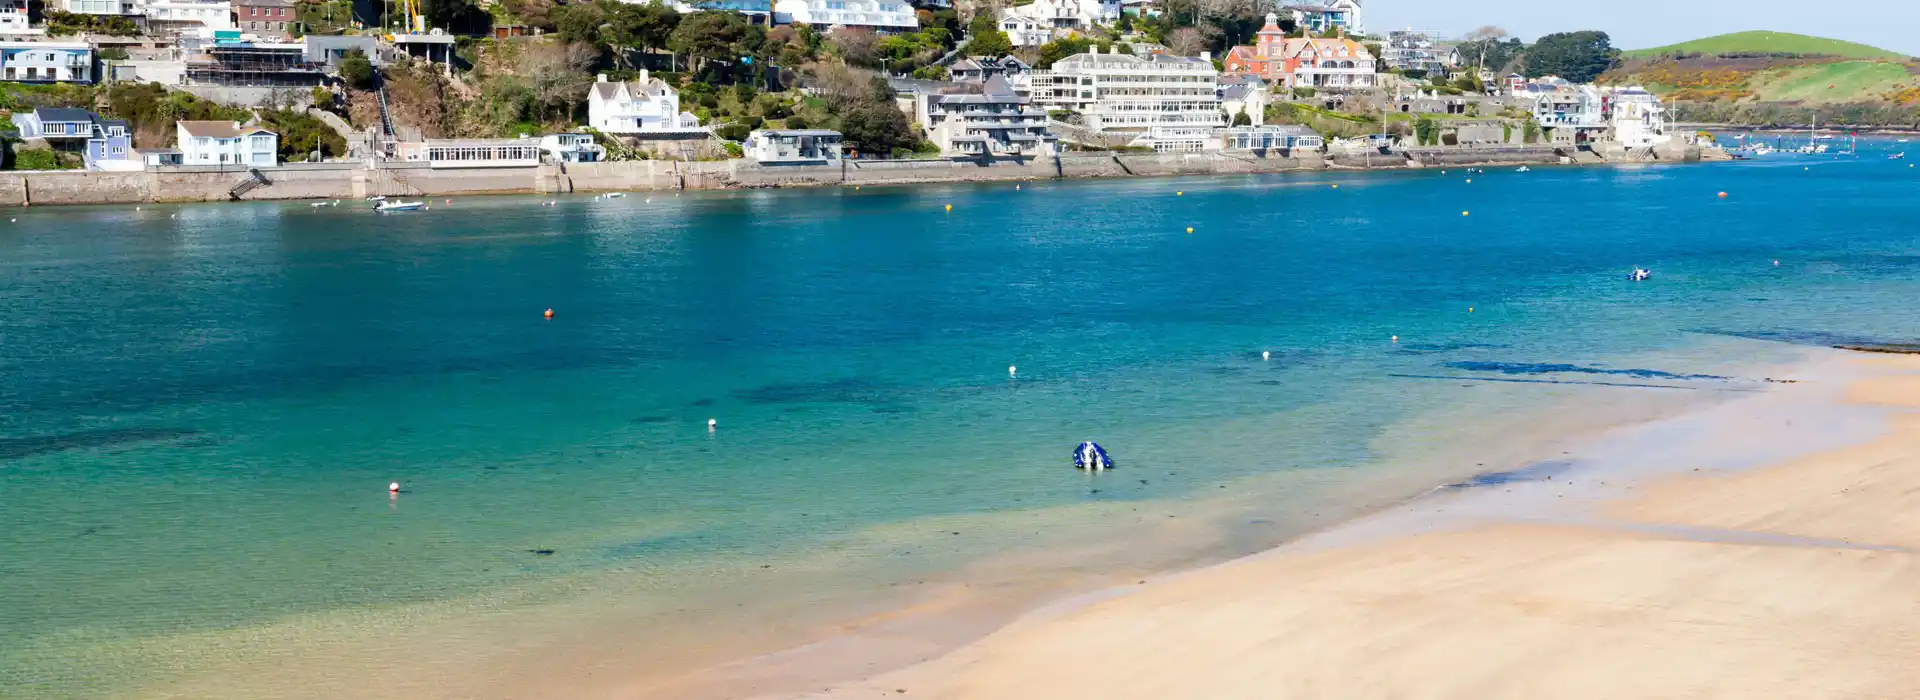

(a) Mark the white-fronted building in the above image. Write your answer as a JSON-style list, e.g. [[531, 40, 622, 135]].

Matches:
[[999, 0, 1118, 40], [1607, 86, 1669, 149], [177, 120, 277, 167], [587, 71, 704, 135], [773, 0, 916, 30], [146, 0, 236, 30], [0, 41, 92, 83], [61, 0, 136, 14], [1028, 48, 1223, 152]]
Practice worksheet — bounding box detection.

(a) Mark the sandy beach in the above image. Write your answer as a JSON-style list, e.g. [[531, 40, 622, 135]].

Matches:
[[790, 353, 1920, 700]]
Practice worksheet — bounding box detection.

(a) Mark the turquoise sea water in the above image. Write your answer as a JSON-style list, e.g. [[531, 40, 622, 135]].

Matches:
[[5, 148, 1920, 697]]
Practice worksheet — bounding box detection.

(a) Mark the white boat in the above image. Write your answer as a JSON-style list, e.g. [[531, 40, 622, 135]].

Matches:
[[1515, 166, 1531, 172], [374, 200, 426, 212], [309, 201, 329, 207], [1628, 268, 1652, 282], [1891, 152, 1906, 160], [600, 192, 627, 199], [366, 195, 386, 201]]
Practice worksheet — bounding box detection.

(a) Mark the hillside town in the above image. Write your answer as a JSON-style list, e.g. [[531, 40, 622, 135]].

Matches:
[[0, 0, 1694, 184]]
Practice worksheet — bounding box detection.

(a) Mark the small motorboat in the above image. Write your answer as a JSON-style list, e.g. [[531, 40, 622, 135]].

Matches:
[[374, 200, 426, 212], [1073, 441, 1114, 471], [308, 201, 329, 207], [366, 195, 387, 201], [600, 192, 627, 199], [1628, 268, 1652, 282], [1515, 166, 1530, 172], [1890, 152, 1906, 160]]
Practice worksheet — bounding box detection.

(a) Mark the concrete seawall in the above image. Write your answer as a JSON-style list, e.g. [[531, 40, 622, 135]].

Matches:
[[0, 144, 1706, 208]]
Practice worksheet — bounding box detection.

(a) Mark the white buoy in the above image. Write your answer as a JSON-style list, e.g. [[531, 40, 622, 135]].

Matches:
[[1008, 365, 1017, 378], [708, 418, 717, 431], [1262, 351, 1270, 361], [1391, 335, 1399, 343], [388, 482, 400, 493]]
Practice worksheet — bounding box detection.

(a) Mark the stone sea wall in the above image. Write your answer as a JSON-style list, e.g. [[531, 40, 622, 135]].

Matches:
[[0, 145, 1712, 208]]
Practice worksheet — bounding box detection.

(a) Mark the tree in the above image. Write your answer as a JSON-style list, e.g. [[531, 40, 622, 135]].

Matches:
[[1231, 108, 1251, 126], [839, 99, 916, 155], [338, 49, 375, 89], [421, 0, 490, 34], [829, 26, 880, 66], [1413, 115, 1439, 146], [1524, 30, 1616, 83], [1035, 36, 1091, 68], [551, 1, 605, 45], [603, 1, 682, 66], [1168, 27, 1206, 56], [668, 10, 765, 76], [967, 27, 1012, 57]]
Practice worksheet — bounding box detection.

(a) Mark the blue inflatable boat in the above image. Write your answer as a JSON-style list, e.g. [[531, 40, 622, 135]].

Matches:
[[1073, 441, 1114, 471]]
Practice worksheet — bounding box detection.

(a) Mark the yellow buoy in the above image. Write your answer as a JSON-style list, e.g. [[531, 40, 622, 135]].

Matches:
[[1466, 178, 1473, 184], [1461, 211, 1470, 217], [1176, 191, 1183, 196], [1469, 307, 1475, 313], [1331, 184, 1339, 189], [1185, 227, 1194, 234], [944, 204, 952, 212]]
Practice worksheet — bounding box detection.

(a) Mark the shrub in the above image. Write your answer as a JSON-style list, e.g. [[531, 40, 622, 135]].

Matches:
[[338, 49, 375, 89], [14, 147, 61, 170], [1292, 86, 1317, 99], [785, 115, 809, 129], [722, 141, 743, 158], [713, 122, 751, 141]]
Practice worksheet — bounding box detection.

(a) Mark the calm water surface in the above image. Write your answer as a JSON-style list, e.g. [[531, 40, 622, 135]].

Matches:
[[3, 148, 1919, 697]]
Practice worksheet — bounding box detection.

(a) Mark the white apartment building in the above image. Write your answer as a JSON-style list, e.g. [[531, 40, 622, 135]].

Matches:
[[587, 71, 704, 135], [146, 0, 236, 30], [1029, 48, 1223, 152], [61, 0, 137, 14], [1607, 86, 1669, 149], [177, 120, 277, 167], [999, 0, 1119, 39], [773, 0, 916, 30]]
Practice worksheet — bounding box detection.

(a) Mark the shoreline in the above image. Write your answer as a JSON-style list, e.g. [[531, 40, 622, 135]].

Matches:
[[0, 144, 1715, 208], [787, 349, 1920, 700]]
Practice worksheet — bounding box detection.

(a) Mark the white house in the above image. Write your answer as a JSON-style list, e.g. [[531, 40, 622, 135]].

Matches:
[[145, 0, 236, 30], [177, 120, 278, 167], [0, 41, 93, 83], [587, 71, 704, 135], [999, 0, 1117, 39], [773, 0, 916, 30], [1283, 0, 1362, 36], [539, 132, 605, 162], [61, 0, 136, 14], [1000, 13, 1051, 48], [1607, 86, 1669, 149], [744, 129, 844, 164], [0, 0, 43, 35]]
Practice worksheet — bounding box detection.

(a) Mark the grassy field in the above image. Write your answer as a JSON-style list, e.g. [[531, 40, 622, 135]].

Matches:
[[1624, 31, 1907, 60], [1743, 61, 1917, 103]]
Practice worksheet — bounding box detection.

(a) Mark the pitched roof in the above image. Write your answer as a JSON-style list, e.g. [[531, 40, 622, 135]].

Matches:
[[178, 121, 241, 138], [33, 107, 94, 123], [232, 0, 294, 6]]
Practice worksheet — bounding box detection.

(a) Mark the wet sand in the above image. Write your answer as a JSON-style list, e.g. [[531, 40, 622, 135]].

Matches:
[[790, 354, 1920, 700]]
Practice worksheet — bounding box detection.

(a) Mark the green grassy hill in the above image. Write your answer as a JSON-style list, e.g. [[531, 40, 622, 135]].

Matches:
[[1624, 31, 1907, 60]]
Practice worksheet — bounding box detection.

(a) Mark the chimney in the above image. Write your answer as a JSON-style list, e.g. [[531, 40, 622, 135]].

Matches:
[[1201, 50, 1212, 62], [639, 68, 649, 83], [597, 73, 608, 83]]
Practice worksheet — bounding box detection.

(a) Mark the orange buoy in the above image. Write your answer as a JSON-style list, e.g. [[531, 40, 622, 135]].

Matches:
[[544, 308, 554, 319], [1717, 191, 1728, 198]]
